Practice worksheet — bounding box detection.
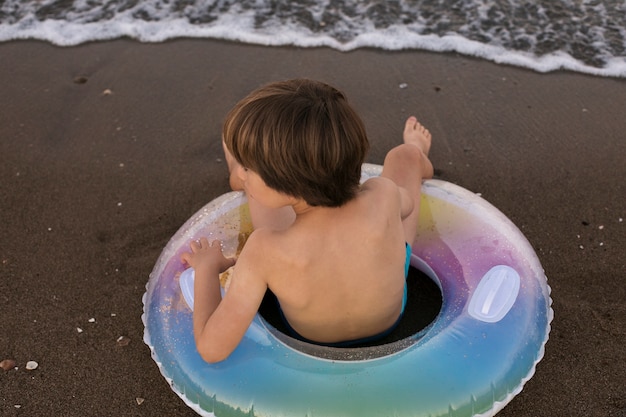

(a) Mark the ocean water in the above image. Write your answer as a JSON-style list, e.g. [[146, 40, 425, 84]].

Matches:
[[1, 0, 625, 78]]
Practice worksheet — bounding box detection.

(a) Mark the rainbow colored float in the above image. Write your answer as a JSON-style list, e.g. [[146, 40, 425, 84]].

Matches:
[[143, 163, 553, 417]]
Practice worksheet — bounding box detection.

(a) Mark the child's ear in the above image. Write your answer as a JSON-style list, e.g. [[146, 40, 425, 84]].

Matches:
[[235, 165, 248, 181]]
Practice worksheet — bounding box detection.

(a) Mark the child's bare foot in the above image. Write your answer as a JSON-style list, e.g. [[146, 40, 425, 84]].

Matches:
[[403, 116, 433, 179], [403, 116, 431, 156]]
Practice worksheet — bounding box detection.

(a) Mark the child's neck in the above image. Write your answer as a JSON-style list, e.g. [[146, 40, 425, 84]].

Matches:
[[291, 199, 316, 217]]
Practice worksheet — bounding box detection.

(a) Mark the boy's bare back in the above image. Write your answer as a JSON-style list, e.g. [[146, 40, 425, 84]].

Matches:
[[240, 116, 433, 344], [181, 80, 433, 362], [243, 178, 407, 343]]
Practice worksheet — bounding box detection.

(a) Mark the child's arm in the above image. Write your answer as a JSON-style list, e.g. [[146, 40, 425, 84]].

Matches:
[[180, 237, 267, 363], [180, 238, 234, 359]]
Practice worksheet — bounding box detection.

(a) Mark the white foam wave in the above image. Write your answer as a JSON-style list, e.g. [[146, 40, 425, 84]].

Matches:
[[1, 1, 625, 78]]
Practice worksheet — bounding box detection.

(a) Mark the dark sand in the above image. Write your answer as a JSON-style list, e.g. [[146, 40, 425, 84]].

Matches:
[[1, 39, 624, 416]]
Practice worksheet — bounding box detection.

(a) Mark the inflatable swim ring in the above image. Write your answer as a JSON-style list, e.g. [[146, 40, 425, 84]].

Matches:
[[143, 163, 553, 417]]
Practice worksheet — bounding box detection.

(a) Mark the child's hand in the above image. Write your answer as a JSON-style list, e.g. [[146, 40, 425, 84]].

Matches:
[[180, 237, 235, 275]]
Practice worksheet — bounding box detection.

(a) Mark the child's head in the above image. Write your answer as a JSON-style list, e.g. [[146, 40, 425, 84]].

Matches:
[[223, 79, 369, 207]]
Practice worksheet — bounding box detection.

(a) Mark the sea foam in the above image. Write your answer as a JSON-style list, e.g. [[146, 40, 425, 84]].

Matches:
[[1, 0, 625, 78]]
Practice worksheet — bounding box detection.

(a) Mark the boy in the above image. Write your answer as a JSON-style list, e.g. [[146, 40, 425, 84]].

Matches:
[[181, 79, 433, 363]]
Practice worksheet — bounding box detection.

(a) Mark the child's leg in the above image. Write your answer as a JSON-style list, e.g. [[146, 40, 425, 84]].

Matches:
[[381, 117, 433, 245], [223, 141, 296, 230]]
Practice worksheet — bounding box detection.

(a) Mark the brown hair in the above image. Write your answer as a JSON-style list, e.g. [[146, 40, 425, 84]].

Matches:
[[223, 79, 369, 207]]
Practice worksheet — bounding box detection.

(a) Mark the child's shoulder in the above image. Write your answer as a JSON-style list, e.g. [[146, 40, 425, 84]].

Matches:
[[234, 228, 282, 276], [238, 226, 293, 262], [240, 227, 276, 253], [357, 176, 403, 211], [360, 176, 400, 196]]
